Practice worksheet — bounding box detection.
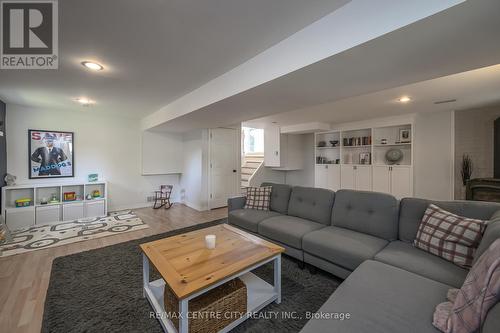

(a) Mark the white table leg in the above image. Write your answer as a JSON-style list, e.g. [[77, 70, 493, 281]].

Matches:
[[178, 298, 189, 333], [274, 255, 282, 304], [143, 254, 149, 298]]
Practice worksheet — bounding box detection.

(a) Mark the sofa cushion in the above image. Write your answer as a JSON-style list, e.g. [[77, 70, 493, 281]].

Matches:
[[228, 209, 281, 233], [300, 260, 451, 333], [482, 302, 500, 333], [399, 198, 500, 243], [227, 196, 246, 211], [331, 190, 399, 240], [303, 226, 388, 271], [261, 182, 292, 214], [287, 186, 335, 225], [374, 241, 468, 288], [474, 210, 500, 265], [258, 215, 325, 249]]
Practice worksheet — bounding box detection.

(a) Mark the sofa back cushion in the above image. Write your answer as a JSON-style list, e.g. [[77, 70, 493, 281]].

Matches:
[[287, 186, 335, 225], [399, 198, 500, 243], [332, 190, 399, 240], [261, 182, 292, 214]]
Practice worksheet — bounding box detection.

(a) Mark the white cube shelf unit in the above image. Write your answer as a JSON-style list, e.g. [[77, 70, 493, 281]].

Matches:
[[314, 123, 413, 199], [1, 181, 108, 230]]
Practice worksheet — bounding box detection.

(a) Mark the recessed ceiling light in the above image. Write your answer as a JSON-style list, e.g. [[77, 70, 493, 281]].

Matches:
[[75, 97, 95, 106], [398, 96, 412, 103], [81, 61, 103, 71]]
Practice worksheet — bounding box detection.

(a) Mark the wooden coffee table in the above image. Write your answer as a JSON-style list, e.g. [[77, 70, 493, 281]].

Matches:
[[140, 224, 285, 333]]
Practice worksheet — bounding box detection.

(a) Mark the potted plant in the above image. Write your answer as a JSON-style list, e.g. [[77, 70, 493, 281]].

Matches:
[[461, 154, 473, 186]]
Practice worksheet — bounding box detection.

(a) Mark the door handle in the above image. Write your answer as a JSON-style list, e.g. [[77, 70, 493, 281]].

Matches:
[[233, 170, 237, 173]]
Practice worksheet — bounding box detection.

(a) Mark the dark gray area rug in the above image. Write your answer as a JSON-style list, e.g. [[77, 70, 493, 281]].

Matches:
[[42, 219, 341, 333]]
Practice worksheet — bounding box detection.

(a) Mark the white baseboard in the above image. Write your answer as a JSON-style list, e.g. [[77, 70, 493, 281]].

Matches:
[[110, 200, 180, 212], [182, 200, 207, 212], [109, 203, 151, 212]]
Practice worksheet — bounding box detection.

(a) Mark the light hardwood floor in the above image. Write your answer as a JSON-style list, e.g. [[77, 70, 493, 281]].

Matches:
[[0, 204, 227, 333]]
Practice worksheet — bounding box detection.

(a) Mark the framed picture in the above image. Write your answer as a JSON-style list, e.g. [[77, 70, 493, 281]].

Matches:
[[399, 129, 411, 143], [28, 130, 74, 179], [359, 152, 371, 165]]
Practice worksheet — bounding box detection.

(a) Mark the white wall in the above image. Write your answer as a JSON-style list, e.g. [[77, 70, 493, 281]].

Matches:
[[285, 134, 315, 187], [249, 166, 285, 187], [414, 110, 454, 200], [6, 104, 180, 211], [179, 129, 209, 211], [142, 130, 183, 175]]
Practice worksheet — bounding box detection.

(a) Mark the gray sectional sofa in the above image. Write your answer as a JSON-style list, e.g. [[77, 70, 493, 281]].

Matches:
[[227, 183, 500, 333]]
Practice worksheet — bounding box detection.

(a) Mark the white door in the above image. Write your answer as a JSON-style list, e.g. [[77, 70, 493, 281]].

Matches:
[[355, 165, 372, 191], [209, 128, 240, 209], [341, 165, 355, 190], [391, 166, 412, 199], [315, 164, 328, 189], [264, 124, 280, 167], [327, 165, 341, 191], [373, 166, 391, 194]]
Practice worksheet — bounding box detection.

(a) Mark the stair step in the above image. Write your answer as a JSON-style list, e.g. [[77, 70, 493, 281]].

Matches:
[[241, 156, 263, 188], [242, 164, 260, 170], [241, 174, 252, 181], [244, 161, 262, 166]]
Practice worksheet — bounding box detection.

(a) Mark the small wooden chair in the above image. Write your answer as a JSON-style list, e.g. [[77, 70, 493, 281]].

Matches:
[[153, 185, 173, 209]]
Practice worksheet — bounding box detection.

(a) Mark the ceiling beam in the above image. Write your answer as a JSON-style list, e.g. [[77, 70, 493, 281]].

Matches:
[[142, 0, 463, 131]]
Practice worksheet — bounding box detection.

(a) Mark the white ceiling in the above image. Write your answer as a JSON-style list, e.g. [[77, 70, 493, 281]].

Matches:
[[0, 0, 349, 117], [245, 64, 500, 128], [153, 0, 500, 132]]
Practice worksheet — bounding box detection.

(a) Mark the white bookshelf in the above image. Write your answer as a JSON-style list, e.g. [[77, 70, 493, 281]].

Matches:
[[1, 181, 108, 230], [314, 123, 413, 198]]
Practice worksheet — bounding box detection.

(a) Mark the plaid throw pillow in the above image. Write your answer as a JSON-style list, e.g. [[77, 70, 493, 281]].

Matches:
[[414, 204, 487, 268], [244, 186, 272, 211]]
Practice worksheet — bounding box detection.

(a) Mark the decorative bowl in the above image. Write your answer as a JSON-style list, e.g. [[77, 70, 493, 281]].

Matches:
[[385, 149, 403, 164]]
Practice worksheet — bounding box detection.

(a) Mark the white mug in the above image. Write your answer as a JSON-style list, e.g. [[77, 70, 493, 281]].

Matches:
[[205, 234, 216, 249]]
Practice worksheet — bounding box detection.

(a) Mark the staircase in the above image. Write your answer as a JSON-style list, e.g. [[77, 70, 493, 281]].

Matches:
[[241, 154, 264, 188]]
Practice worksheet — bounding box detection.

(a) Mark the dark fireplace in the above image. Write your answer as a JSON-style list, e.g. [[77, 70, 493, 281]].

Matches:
[[467, 178, 500, 203]]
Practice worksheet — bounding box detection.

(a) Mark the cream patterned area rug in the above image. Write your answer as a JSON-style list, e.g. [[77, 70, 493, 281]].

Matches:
[[0, 211, 149, 257]]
